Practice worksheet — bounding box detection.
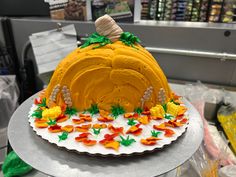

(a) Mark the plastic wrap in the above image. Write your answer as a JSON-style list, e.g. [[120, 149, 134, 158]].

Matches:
[[0, 75, 19, 129], [217, 103, 236, 156], [219, 165, 236, 177], [175, 81, 236, 177], [0, 75, 19, 165]]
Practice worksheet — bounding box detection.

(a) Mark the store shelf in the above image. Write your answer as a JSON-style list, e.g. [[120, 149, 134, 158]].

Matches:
[[10, 17, 236, 29]]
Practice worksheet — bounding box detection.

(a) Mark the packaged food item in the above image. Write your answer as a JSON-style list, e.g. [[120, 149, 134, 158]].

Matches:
[[156, 0, 165, 20], [45, 0, 87, 20], [92, 0, 134, 22], [163, 0, 173, 21], [221, 0, 235, 23], [47, 0, 68, 20], [184, 0, 193, 21], [199, 0, 210, 22], [141, 0, 149, 20], [217, 104, 236, 153], [208, 0, 224, 22], [91, 0, 106, 20], [190, 0, 201, 21], [64, 0, 87, 20], [178, 0, 189, 21], [148, 0, 158, 20]]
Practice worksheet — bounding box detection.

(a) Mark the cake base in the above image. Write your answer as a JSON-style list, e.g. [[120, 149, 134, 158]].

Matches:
[[8, 93, 203, 177], [28, 105, 189, 156]]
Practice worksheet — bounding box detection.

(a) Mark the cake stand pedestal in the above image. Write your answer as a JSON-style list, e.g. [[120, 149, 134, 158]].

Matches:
[[8, 93, 203, 177]]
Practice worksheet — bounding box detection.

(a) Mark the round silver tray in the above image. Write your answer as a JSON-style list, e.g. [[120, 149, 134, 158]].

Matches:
[[8, 93, 203, 177]]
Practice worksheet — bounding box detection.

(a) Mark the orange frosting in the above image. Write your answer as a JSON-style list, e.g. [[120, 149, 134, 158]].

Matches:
[[44, 41, 172, 112]]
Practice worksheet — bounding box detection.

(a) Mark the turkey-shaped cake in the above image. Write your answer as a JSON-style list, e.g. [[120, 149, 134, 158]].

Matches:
[[44, 14, 172, 112]]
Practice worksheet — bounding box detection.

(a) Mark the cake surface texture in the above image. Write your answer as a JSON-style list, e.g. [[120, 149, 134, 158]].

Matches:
[[44, 15, 172, 112]]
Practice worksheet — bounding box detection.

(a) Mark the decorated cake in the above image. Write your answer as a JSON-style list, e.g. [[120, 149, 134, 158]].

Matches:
[[29, 15, 188, 155]]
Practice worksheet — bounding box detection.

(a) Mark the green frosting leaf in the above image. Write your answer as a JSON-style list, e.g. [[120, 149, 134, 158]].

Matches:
[[58, 132, 69, 142], [127, 118, 137, 126], [164, 114, 174, 120], [92, 128, 101, 135], [47, 118, 57, 126], [37, 98, 47, 108], [81, 32, 111, 49], [31, 108, 43, 119], [2, 151, 33, 177], [65, 107, 77, 118], [82, 110, 87, 114], [134, 107, 143, 115], [87, 104, 99, 116], [118, 135, 136, 147], [170, 99, 180, 105], [111, 105, 125, 118], [151, 130, 162, 137], [162, 104, 167, 112], [120, 32, 141, 48]]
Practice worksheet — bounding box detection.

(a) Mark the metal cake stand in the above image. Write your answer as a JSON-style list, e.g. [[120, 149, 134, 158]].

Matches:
[[8, 93, 203, 177]]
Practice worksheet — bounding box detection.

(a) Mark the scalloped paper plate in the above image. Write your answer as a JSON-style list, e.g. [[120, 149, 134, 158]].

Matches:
[[28, 104, 189, 156]]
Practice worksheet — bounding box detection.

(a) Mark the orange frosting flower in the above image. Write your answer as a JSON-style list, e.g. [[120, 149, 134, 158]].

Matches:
[[165, 119, 183, 128], [99, 133, 119, 145], [72, 118, 85, 124], [153, 123, 167, 131], [83, 139, 97, 146], [137, 116, 149, 125], [141, 110, 150, 115], [48, 124, 62, 133], [60, 103, 67, 113], [141, 139, 156, 145], [108, 124, 124, 134], [75, 124, 91, 132], [99, 110, 110, 117], [79, 113, 90, 117], [61, 125, 74, 133], [56, 114, 68, 123], [75, 132, 91, 142], [104, 141, 120, 151], [34, 97, 42, 105], [123, 113, 133, 118], [97, 116, 114, 122], [141, 137, 161, 146], [150, 116, 163, 120], [147, 137, 162, 141], [81, 116, 92, 122], [180, 118, 188, 124], [92, 123, 107, 129], [164, 129, 175, 137], [177, 107, 187, 116], [126, 124, 142, 136], [35, 120, 48, 128]]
